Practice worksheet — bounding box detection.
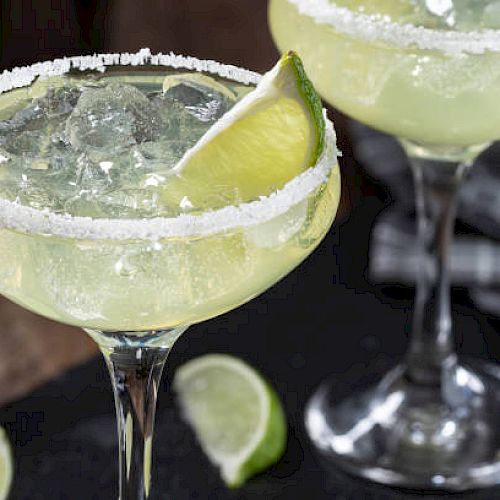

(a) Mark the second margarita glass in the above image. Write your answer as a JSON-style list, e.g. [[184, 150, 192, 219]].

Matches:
[[270, 0, 500, 490]]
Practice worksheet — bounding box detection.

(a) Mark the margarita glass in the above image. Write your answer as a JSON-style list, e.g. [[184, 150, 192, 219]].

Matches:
[[0, 49, 340, 498], [270, 0, 500, 490]]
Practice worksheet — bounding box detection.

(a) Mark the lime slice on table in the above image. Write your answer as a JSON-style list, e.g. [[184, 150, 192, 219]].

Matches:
[[173, 354, 287, 488], [163, 51, 330, 209], [0, 427, 13, 500]]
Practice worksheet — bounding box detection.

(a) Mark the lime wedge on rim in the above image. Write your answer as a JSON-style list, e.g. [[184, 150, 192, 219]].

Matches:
[[162, 51, 328, 209], [0, 427, 12, 500], [173, 354, 287, 488]]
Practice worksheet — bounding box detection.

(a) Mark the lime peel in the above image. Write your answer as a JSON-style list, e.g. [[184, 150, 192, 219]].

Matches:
[[283, 51, 325, 166]]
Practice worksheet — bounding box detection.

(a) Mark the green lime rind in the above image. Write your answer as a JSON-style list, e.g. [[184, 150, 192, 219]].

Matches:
[[227, 382, 287, 488], [280, 51, 325, 166]]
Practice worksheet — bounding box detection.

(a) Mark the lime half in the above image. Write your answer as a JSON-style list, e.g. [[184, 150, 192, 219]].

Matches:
[[0, 428, 12, 500], [163, 51, 327, 209], [173, 354, 287, 487]]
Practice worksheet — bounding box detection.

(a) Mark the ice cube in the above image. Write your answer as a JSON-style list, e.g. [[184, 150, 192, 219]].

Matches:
[[37, 86, 81, 119], [0, 160, 62, 210], [64, 185, 171, 218], [62, 144, 178, 218], [0, 87, 79, 160], [9, 86, 80, 128], [73, 152, 117, 193], [133, 139, 188, 172], [62, 152, 122, 217], [5, 129, 55, 158], [66, 83, 163, 153], [148, 78, 235, 143], [164, 81, 234, 122]]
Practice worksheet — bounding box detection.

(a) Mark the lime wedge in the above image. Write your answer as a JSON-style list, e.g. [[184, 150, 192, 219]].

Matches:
[[163, 51, 327, 209], [173, 354, 287, 487], [0, 428, 13, 500]]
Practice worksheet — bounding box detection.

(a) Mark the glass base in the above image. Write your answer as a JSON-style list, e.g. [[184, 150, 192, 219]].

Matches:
[[305, 359, 500, 491]]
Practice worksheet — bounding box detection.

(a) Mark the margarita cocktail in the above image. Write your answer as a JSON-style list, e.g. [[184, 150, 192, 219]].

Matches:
[[270, 0, 500, 148], [0, 57, 339, 335], [0, 49, 340, 497], [270, 0, 500, 491]]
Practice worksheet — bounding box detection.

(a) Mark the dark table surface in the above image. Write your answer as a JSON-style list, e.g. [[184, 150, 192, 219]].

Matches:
[[2, 189, 499, 499]]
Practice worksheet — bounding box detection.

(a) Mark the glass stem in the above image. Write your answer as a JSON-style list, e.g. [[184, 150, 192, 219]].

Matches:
[[100, 345, 169, 500], [406, 156, 470, 387]]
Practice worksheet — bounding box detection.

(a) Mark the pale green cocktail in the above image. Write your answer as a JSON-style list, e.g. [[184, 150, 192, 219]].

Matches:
[[269, 0, 500, 491], [0, 59, 339, 334], [0, 50, 340, 497], [270, 0, 500, 148]]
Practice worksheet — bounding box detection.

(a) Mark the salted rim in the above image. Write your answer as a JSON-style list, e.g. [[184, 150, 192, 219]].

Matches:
[[287, 0, 500, 55], [0, 49, 338, 241]]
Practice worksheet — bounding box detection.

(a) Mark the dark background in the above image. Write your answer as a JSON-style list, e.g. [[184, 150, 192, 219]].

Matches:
[[0, 1, 499, 499]]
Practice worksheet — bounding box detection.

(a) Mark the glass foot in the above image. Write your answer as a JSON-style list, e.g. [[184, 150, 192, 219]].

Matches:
[[305, 360, 500, 491]]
